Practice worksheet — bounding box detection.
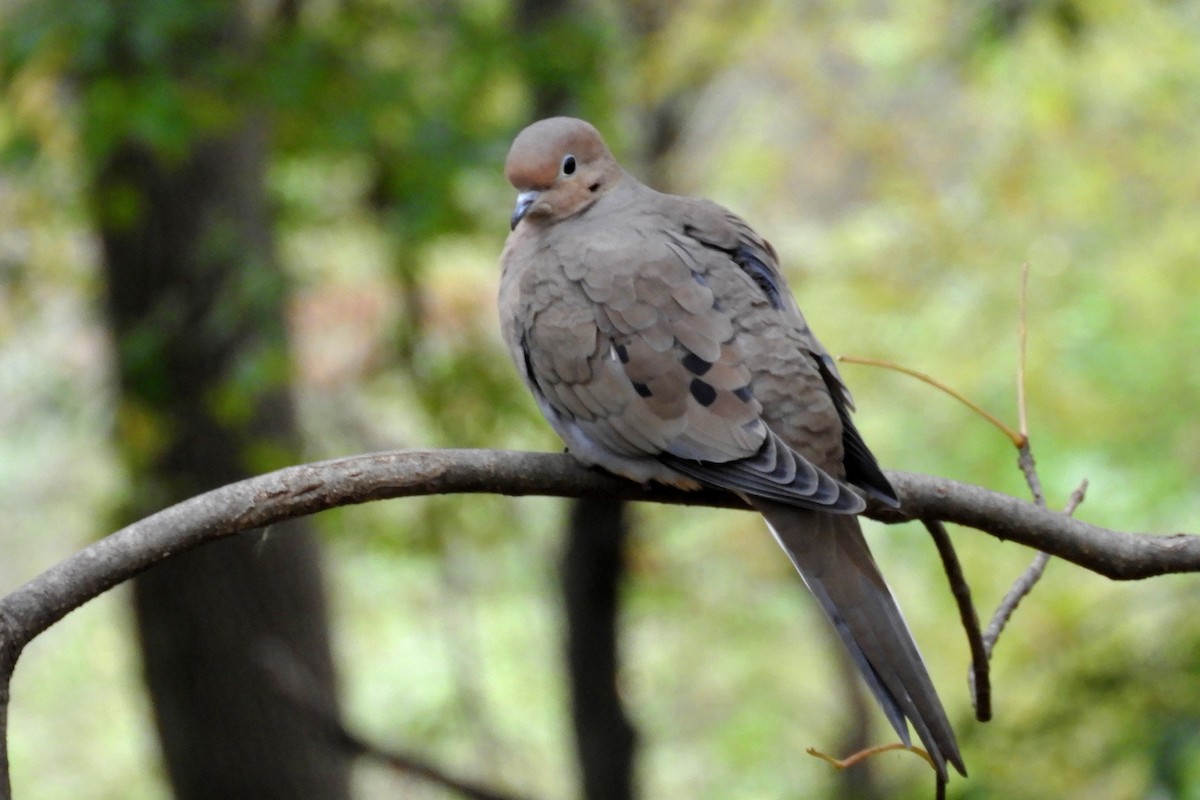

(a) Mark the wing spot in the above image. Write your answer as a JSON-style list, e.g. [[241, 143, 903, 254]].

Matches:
[[520, 334, 539, 387], [733, 385, 754, 402], [681, 352, 713, 376], [689, 378, 717, 407], [633, 381, 653, 398], [612, 343, 630, 363]]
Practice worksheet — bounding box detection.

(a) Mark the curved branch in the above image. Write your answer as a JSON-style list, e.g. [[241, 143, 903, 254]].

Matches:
[[0, 448, 1198, 800], [2, 449, 1197, 660], [878, 471, 1197, 580]]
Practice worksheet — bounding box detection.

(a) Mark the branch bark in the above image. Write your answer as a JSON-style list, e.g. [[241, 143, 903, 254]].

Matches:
[[1, 447, 1198, 797], [2, 449, 1196, 655]]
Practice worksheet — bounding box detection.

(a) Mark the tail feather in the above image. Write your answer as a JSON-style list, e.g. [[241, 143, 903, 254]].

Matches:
[[752, 499, 966, 778]]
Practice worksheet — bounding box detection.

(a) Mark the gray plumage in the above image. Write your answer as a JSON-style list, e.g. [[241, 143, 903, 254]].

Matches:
[[498, 116, 964, 779]]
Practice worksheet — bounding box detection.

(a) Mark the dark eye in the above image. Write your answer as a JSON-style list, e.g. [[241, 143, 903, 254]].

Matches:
[[561, 155, 577, 175]]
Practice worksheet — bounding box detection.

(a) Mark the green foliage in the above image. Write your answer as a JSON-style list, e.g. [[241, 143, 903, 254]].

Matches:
[[2, 0, 247, 163], [3, 0, 1200, 798]]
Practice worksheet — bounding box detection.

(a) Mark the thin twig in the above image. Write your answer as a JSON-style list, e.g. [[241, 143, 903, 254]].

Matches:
[[838, 355, 1024, 446], [980, 479, 1088, 658], [1015, 259, 1045, 532], [924, 520, 990, 722], [1013, 265, 1046, 507], [806, 741, 935, 771], [1016, 443, 1046, 507], [981, 551, 1050, 660], [260, 642, 530, 800], [981, 265, 1055, 671], [1062, 479, 1090, 517], [968, 262, 1052, 706], [338, 730, 525, 800], [1017, 262, 1030, 439]]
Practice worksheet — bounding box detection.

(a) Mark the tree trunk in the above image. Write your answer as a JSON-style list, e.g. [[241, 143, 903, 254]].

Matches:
[[561, 498, 636, 800], [94, 95, 350, 800]]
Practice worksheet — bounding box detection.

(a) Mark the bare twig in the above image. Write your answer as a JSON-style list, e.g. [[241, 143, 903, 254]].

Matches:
[[1016, 443, 1046, 507], [806, 741, 935, 771], [260, 641, 529, 800], [341, 735, 524, 800], [982, 551, 1050, 660], [979, 267, 1058, 669], [981, 479, 1089, 659], [838, 356, 1024, 447], [924, 520, 990, 722], [808, 736, 949, 797], [1013, 265, 1046, 508], [1062, 478, 1090, 518], [1017, 262, 1030, 440]]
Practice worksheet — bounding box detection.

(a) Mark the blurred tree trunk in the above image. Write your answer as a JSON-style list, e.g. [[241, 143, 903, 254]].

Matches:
[[561, 499, 636, 800], [511, 0, 638, 796], [97, 117, 350, 800], [88, 4, 350, 799]]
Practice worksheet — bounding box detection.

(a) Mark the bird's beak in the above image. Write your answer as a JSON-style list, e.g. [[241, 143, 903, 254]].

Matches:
[[510, 190, 539, 230]]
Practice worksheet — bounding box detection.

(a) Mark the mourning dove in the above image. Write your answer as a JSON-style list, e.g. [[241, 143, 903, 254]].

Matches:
[[498, 117, 965, 779]]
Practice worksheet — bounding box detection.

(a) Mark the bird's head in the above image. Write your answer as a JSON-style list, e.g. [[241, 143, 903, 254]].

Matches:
[[504, 117, 623, 230]]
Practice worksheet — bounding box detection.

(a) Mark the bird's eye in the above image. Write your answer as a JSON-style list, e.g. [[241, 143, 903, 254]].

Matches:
[[561, 155, 577, 175]]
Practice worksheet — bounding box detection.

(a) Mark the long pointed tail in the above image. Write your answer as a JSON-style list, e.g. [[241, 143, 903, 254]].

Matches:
[[751, 499, 966, 778]]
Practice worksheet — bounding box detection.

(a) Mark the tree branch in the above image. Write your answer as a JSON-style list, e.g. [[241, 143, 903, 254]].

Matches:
[[923, 520, 990, 722], [1, 449, 1195, 657], [0, 447, 1198, 799], [260, 641, 530, 800], [875, 471, 1194, 580]]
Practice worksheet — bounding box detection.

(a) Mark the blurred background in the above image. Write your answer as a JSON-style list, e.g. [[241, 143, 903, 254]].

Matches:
[[1, 0, 1199, 798]]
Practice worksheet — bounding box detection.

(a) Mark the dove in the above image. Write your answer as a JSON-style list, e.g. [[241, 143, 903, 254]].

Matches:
[[498, 116, 965, 779]]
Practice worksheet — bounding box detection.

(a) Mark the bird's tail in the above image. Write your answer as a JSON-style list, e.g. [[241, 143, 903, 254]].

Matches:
[[750, 499, 966, 779]]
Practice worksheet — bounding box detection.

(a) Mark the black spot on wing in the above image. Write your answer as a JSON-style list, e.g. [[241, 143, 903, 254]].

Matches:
[[681, 352, 713, 376], [689, 378, 717, 407], [519, 333, 539, 389], [614, 343, 630, 363], [520, 331, 563, 422], [733, 384, 753, 402], [733, 246, 785, 310], [633, 381, 653, 398]]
